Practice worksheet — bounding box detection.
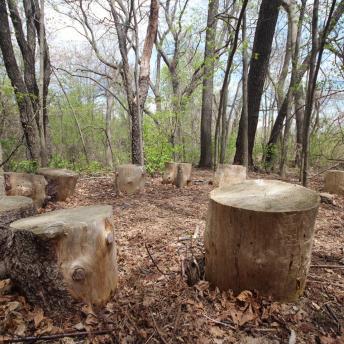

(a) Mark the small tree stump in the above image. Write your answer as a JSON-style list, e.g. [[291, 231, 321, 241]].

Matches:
[[213, 164, 247, 188], [37, 168, 79, 201], [204, 180, 320, 302], [174, 163, 192, 188], [114, 164, 145, 195], [162, 162, 178, 184], [0, 205, 118, 314], [4, 172, 47, 208], [324, 170, 344, 195], [0, 196, 36, 226]]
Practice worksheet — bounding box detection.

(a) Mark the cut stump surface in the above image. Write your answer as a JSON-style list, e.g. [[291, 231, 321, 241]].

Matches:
[[204, 179, 320, 302], [1, 205, 118, 314]]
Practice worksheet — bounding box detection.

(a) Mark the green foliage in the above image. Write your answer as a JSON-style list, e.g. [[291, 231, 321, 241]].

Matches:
[[49, 154, 72, 169], [11, 160, 38, 173], [143, 115, 174, 174]]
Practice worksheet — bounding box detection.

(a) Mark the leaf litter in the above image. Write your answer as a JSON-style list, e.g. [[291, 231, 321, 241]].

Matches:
[[0, 169, 343, 343]]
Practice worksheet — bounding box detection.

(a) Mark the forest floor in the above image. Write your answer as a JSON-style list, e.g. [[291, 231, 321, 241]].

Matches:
[[0, 169, 343, 344]]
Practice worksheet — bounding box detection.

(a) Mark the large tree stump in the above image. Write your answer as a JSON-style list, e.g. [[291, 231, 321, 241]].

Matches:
[[114, 164, 145, 195], [162, 162, 178, 184], [174, 163, 192, 188], [4, 172, 47, 208], [0, 205, 118, 314], [37, 168, 78, 201], [324, 170, 344, 195], [0, 196, 35, 226], [213, 164, 246, 188], [204, 180, 320, 302]]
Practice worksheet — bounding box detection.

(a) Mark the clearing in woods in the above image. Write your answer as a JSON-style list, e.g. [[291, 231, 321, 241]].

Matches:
[[1, 169, 343, 343]]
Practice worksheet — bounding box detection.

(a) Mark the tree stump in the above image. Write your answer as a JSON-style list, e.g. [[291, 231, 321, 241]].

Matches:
[[0, 196, 35, 226], [213, 164, 247, 188], [174, 163, 192, 188], [0, 205, 118, 314], [4, 172, 47, 208], [114, 164, 145, 195], [162, 162, 178, 184], [324, 170, 344, 195], [37, 168, 79, 201], [204, 180, 320, 302]]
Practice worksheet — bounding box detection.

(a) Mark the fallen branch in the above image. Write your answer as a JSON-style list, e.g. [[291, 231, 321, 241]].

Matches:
[[203, 314, 236, 330], [2, 329, 112, 343], [145, 243, 177, 276], [310, 265, 344, 269]]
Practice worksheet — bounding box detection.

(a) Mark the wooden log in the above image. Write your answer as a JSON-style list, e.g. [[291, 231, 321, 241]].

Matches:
[[324, 170, 344, 195], [204, 180, 320, 302], [162, 162, 178, 184], [114, 164, 145, 195], [0, 196, 36, 226], [0, 205, 118, 314], [174, 163, 192, 188], [213, 164, 247, 188], [4, 172, 47, 208], [37, 168, 79, 201]]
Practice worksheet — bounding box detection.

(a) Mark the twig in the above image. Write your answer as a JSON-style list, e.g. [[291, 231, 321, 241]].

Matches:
[[325, 304, 341, 333], [310, 265, 344, 269], [151, 314, 169, 344], [144, 330, 156, 344], [309, 163, 340, 179], [203, 314, 236, 330], [2, 329, 112, 343], [145, 243, 177, 276]]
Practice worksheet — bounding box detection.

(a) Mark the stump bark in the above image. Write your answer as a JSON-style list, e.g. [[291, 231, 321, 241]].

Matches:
[[0, 205, 118, 314], [174, 163, 192, 188], [114, 164, 145, 194], [37, 168, 78, 201], [4, 172, 47, 208], [162, 162, 178, 184], [204, 180, 320, 302], [0, 196, 36, 226], [324, 170, 344, 195], [213, 164, 247, 188], [0, 143, 5, 196]]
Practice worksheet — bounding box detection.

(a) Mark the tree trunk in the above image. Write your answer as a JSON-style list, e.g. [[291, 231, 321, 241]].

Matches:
[[294, 84, 305, 168], [105, 90, 114, 169], [234, 0, 282, 166], [0, 205, 118, 315], [0, 1, 40, 161], [204, 180, 320, 302], [199, 0, 219, 168]]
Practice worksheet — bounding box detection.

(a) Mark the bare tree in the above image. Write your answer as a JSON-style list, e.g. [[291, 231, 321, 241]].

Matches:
[[0, 0, 51, 165], [199, 0, 219, 168], [234, 0, 282, 166]]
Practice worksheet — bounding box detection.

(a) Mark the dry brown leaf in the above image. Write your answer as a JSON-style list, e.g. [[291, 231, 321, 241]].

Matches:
[[32, 307, 44, 328], [0, 279, 12, 295]]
